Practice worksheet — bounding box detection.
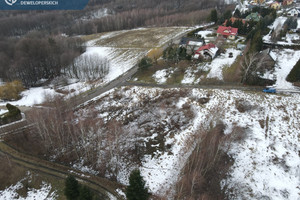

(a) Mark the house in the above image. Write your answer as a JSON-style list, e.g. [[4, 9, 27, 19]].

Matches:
[[193, 43, 218, 60], [217, 26, 238, 40], [245, 12, 262, 22], [180, 37, 205, 54], [180, 37, 204, 47], [252, 0, 266, 4], [283, 0, 293, 6], [270, 1, 281, 9], [287, 7, 300, 16], [223, 17, 247, 26]]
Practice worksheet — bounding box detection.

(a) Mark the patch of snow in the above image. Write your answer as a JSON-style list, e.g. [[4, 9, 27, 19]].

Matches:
[[153, 69, 174, 84], [181, 68, 195, 84], [195, 30, 214, 38], [269, 16, 287, 30], [0, 181, 57, 200], [72, 160, 99, 175], [207, 48, 241, 80], [0, 87, 59, 107], [0, 109, 8, 115]]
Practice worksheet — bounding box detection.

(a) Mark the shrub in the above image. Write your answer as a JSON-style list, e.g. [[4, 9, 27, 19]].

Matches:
[[0, 103, 22, 125], [286, 58, 300, 82], [138, 57, 152, 71], [0, 80, 24, 101]]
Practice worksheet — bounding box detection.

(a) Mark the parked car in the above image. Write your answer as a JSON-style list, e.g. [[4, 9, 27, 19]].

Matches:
[[263, 88, 276, 93]]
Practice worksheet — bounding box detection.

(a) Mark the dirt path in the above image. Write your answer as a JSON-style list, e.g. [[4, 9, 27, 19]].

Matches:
[[0, 142, 124, 199]]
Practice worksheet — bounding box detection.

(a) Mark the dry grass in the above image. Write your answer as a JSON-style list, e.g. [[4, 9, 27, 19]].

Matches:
[[0, 80, 24, 101], [94, 27, 190, 48], [223, 55, 242, 83], [175, 124, 234, 200]]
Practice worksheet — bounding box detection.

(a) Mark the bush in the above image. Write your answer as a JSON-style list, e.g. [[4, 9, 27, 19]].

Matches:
[[0, 80, 24, 101], [0, 103, 22, 125], [138, 57, 152, 71], [286, 59, 300, 82]]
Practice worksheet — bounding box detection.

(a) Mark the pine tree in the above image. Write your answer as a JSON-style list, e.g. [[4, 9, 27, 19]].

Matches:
[[65, 175, 80, 200], [233, 8, 241, 18], [126, 169, 150, 200], [210, 9, 218, 23], [250, 31, 263, 52], [286, 59, 300, 82]]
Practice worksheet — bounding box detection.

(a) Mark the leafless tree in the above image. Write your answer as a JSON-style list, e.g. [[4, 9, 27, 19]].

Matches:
[[69, 53, 110, 82]]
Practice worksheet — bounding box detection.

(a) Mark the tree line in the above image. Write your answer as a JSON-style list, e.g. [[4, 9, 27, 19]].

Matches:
[[0, 32, 84, 87]]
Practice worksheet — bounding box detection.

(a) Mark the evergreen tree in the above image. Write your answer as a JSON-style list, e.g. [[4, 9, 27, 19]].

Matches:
[[223, 10, 232, 20], [178, 46, 187, 60], [65, 175, 80, 200], [126, 169, 150, 200], [287, 59, 300, 82], [226, 19, 232, 27], [233, 8, 241, 18], [79, 186, 93, 200], [210, 9, 218, 23], [250, 30, 263, 52]]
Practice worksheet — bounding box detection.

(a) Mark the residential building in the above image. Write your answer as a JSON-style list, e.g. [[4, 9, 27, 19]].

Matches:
[[270, 1, 281, 9], [216, 26, 238, 40], [193, 43, 218, 60], [245, 12, 262, 22]]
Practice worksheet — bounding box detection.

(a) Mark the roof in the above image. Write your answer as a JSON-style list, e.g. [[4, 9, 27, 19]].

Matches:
[[180, 37, 204, 45], [196, 43, 216, 53], [224, 17, 247, 25], [188, 41, 204, 46], [245, 12, 262, 21], [217, 26, 238, 36]]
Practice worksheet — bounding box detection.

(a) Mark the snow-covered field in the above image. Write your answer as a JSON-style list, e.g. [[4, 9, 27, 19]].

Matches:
[[80, 47, 148, 84], [78, 86, 300, 199], [0, 180, 57, 200]]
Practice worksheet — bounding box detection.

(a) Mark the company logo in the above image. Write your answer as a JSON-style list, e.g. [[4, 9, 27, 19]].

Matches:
[[5, 0, 17, 6]]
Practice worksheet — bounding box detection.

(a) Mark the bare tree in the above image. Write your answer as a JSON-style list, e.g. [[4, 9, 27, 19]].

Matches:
[[69, 53, 110, 82]]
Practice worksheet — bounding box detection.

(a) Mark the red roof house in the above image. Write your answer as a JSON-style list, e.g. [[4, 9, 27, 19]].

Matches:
[[223, 17, 247, 26], [195, 43, 216, 53], [217, 26, 238, 40], [193, 43, 218, 60]]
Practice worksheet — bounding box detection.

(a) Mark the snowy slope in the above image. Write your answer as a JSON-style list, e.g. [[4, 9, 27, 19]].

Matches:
[[81, 86, 300, 199]]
